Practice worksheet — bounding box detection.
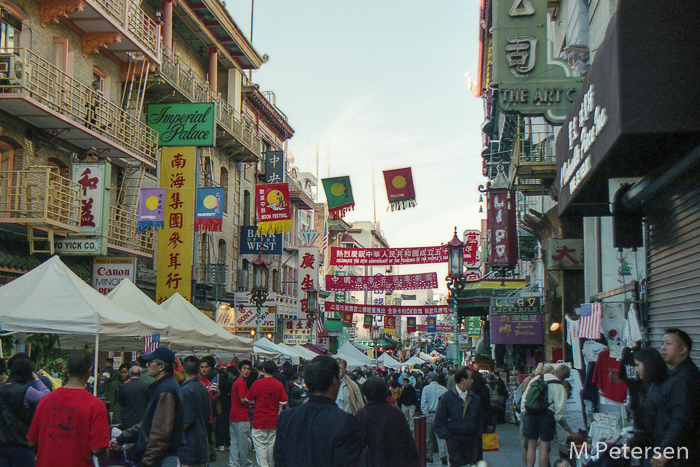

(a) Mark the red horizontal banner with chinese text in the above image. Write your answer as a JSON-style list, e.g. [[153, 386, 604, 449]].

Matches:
[[330, 246, 471, 266], [417, 325, 459, 332], [325, 273, 438, 291], [325, 302, 450, 316]]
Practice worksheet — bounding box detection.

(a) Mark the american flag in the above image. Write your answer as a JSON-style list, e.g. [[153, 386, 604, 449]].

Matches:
[[143, 333, 161, 353], [208, 374, 219, 393], [321, 222, 328, 256], [315, 310, 324, 340], [578, 303, 603, 339]]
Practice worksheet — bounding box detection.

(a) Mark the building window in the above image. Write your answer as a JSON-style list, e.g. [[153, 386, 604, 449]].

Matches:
[[243, 190, 251, 225], [220, 167, 228, 214], [0, 9, 21, 53], [218, 239, 226, 264], [240, 259, 250, 290], [0, 141, 13, 210], [271, 268, 279, 293]]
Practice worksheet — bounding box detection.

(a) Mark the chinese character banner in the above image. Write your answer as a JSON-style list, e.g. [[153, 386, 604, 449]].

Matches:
[[330, 246, 473, 266], [486, 189, 518, 267], [255, 182, 292, 235], [324, 302, 450, 316], [324, 272, 438, 291], [383, 167, 416, 211], [298, 247, 319, 315], [72, 162, 110, 236], [156, 147, 196, 303], [264, 151, 285, 183]]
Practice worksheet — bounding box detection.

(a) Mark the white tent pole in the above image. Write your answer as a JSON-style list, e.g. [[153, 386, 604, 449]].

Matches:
[[93, 333, 100, 396]]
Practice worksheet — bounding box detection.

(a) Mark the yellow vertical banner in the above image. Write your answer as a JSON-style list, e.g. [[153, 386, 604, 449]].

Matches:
[[156, 147, 196, 303]]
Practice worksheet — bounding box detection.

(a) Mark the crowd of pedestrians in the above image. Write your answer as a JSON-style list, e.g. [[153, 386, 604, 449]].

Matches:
[[1, 326, 697, 467]]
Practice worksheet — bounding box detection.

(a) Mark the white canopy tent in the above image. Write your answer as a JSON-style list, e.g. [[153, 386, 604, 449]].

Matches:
[[378, 352, 402, 369], [0, 256, 167, 349], [404, 356, 426, 366], [0, 256, 169, 394], [275, 343, 307, 365], [107, 279, 215, 350], [336, 341, 375, 367], [420, 352, 438, 362], [292, 344, 320, 361], [159, 293, 253, 354], [253, 337, 290, 361]]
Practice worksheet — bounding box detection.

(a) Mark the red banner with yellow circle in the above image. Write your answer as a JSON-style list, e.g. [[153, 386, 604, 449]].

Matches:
[[255, 182, 292, 235]]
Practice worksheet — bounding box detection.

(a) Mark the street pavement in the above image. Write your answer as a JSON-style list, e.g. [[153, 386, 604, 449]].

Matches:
[[208, 421, 562, 467]]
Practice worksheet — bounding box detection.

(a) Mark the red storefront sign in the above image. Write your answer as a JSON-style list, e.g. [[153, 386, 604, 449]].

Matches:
[[486, 188, 517, 267]]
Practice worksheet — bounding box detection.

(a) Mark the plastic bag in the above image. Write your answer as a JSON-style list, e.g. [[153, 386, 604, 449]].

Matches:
[[483, 432, 499, 451]]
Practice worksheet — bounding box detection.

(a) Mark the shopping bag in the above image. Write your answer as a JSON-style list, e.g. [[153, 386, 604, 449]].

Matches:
[[482, 432, 499, 451]]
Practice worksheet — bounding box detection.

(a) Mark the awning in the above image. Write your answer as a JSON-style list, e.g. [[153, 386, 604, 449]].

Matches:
[[556, 0, 700, 216]]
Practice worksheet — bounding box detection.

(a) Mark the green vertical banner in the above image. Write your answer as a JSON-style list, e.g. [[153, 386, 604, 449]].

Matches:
[[467, 316, 482, 338], [333, 269, 347, 318]]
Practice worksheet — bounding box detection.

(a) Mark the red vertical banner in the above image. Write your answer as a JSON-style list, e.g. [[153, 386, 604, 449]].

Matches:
[[486, 188, 517, 268], [298, 247, 319, 315]]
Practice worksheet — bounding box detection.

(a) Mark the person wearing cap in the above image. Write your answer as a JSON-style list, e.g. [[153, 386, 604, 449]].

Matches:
[[85, 79, 101, 130], [421, 371, 448, 464], [110, 348, 184, 467]]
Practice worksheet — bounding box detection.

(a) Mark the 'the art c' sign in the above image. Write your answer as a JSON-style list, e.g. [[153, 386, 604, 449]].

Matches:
[[147, 103, 216, 147], [486, 188, 517, 268]]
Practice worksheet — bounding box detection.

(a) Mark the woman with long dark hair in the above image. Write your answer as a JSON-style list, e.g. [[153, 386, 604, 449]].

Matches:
[[630, 347, 667, 467], [0, 356, 50, 466]]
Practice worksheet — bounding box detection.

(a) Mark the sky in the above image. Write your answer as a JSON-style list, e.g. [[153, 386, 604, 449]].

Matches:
[[227, 1, 486, 293]]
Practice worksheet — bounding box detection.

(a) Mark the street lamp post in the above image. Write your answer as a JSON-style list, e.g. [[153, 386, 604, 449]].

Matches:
[[446, 227, 467, 368], [251, 253, 270, 341], [371, 324, 383, 359], [305, 285, 318, 343]]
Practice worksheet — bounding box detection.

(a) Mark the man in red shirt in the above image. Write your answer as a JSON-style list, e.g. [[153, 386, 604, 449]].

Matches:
[[27, 350, 110, 467], [246, 360, 287, 467], [229, 360, 253, 467]]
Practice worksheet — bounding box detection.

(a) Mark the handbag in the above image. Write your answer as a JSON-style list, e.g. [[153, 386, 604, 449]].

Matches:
[[482, 432, 499, 451], [358, 410, 372, 467]]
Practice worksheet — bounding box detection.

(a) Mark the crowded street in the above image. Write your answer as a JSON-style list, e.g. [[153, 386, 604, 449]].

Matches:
[[1, 0, 700, 466]]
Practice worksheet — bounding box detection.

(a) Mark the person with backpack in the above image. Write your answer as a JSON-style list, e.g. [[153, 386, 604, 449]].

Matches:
[[486, 374, 501, 424], [521, 364, 577, 467]]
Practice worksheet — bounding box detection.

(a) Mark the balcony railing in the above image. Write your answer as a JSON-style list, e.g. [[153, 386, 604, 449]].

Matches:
[[108, 204, 154, 256], [125, 0, 159, 56], [509, 121, 557, 194], [158, 48, 262, 158], [88, 0, 159, 57], [0, 48, 159, 167], [0, 167, 80, 232]]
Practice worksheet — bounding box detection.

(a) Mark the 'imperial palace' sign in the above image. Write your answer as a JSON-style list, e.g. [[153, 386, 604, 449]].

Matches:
[[147, 103, 215, 147]]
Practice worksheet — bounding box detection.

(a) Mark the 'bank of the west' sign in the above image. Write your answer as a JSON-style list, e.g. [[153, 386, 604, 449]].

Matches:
[[491, 0, 583, 123], [147, 103, 215, 147]]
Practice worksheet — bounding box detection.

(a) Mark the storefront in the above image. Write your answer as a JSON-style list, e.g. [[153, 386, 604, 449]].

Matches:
[[555, 1, 700, 363]]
